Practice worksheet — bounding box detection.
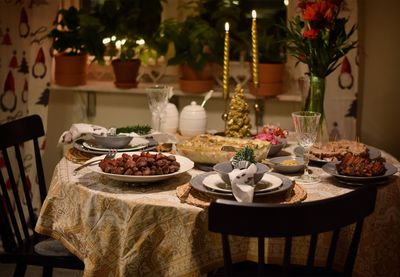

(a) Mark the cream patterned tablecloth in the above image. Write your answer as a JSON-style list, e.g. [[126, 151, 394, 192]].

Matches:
[[35, 147, 400, 277]]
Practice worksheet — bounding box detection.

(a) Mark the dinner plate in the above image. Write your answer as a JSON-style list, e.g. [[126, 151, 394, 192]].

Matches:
[[322, 161, 398, 185], [190, 172, 293, 200], [294, 145, 381, 164], [73, 139, 149, 154], [202, 173, 282, 193], [85, 152, 194, 183]]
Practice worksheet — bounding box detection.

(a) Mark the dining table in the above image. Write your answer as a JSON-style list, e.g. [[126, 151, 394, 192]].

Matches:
[[35, 141, 400, 277]]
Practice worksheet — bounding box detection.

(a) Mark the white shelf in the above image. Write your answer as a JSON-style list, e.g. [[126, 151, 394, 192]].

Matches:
[[50, 80, 302, 102]]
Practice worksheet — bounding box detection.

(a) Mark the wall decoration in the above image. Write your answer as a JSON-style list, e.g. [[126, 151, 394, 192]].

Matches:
[[9, 50, 19, 69], [35, 83, 49, 106], [19, 7, 30, 38], [18, 50, 29, 73], [346, 98, 357, 118], [1, 27, 12, 45], [338, 56, 353, 90], [1, 71, 17, 112], [22, 78, 28, 103], [30, 26, 47, 45], [32, 46, 46, 78]]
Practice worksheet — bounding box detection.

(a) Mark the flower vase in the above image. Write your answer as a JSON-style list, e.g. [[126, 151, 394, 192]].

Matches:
[[304, 75, 328, 142]]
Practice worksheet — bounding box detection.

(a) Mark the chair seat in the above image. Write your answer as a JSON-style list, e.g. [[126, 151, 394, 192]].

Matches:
[[34, 238, 72, 257], [209, 261, 343, 276]]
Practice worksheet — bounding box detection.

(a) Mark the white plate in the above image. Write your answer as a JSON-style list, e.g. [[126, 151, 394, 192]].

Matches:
[[86, 152, 194, 183], [202, 173, 282, 193]]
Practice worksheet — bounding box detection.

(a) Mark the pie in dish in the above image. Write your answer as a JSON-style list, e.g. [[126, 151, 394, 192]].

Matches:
[[176, 134, 271, 164]]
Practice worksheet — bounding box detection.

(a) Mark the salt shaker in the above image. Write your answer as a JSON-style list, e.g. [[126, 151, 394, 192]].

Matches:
[[179, 101, 207, 137]]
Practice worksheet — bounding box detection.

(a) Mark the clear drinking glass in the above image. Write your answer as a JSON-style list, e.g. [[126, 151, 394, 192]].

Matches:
[[292, 111, 321, 184], [146, 85, 171, 132]]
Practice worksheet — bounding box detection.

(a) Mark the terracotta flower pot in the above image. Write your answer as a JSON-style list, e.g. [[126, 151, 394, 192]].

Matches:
[[248, 63, 284, 97], [54, 54, 88, 86], [179, 64, 214, 93], [111, 59, 141, 89]]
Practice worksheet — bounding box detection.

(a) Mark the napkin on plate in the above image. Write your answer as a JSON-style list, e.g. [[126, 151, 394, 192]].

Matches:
[[58, 123, 108, 144], [228, 163, 258, 203]]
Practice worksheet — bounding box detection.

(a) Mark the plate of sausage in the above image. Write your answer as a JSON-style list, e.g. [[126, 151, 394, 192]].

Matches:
[[85, 151, 194, 182]]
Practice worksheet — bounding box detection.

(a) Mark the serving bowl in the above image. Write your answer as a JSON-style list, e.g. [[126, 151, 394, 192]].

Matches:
[[213, 162, 269, 185], [267, 139, 287, 157], [268, 156, 305, 174], [92, 134, 132, 149]]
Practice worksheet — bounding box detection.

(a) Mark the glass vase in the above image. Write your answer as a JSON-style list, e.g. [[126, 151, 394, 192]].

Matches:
[[304, 74, 328, 142]]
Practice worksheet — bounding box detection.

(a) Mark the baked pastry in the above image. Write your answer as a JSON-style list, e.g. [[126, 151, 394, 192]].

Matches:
[[176, 134, 271, 164], [310, 140, 368, 161]]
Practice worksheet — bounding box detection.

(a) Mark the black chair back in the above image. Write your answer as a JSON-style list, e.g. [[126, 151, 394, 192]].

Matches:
[[0, 114, 47, 252], [209, 184, 377, 276]]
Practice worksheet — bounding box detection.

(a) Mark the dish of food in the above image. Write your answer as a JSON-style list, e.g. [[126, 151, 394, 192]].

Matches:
[[294, 141, 381, 164], [190, 172, 293, 200], [86, 152, 194, 182], [176, 134, 271, 165], [268, 156, 306, 174], [73, 139, 149, 154], [202, 173, 282, 193], [322, 161, 397, 185]]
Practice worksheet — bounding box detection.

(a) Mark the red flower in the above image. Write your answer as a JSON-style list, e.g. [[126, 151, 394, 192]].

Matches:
[[303, 3, 320, 21], [303, 29, 319, 39]]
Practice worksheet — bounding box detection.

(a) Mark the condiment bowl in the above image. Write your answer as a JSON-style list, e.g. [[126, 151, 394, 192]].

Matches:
[[213, 162, 269, 185], [268, 156, 305, 173]]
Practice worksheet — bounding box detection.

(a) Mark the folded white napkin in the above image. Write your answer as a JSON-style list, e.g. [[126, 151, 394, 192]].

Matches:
[[58, 123, 108, 144], [228, 163, 258, 203]]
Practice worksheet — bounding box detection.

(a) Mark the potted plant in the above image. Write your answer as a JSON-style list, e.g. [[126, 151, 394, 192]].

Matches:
[[48, 6, 105, 86], [248, 30, 286, 96], [246, 2, 287, 97], [90, 0, 163, 88], [160, 13, 220, 93]]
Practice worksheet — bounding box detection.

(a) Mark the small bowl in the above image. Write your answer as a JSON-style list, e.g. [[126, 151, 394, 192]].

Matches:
[[92, 134, 132, 148], [267, 139, 287, 157], [268, 156, 305, 174], [213, 162, 269, 185]]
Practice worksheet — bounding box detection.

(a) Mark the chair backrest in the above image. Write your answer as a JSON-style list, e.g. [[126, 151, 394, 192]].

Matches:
[[208, 184, 377, 276], [0, 114, 47, 253]]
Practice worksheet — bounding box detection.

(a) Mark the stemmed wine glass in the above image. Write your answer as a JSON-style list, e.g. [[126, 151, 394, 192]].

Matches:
[[292, 111, 321, 184], [146, 85, 171, 132]]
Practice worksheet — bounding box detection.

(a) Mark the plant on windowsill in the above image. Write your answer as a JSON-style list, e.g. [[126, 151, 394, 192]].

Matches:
[[159, 14, 220, 93], [90, 0, 164, 88], [248, 29, 287, 97], [48, 6, 105, 86]]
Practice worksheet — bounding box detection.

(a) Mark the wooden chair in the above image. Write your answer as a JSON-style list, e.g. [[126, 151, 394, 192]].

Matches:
[[0, 115, 84, 277], [208, 184, 377, 276]]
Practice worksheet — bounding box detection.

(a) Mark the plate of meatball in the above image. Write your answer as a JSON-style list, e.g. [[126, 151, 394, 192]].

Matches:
[[86, 152, 194, 182]]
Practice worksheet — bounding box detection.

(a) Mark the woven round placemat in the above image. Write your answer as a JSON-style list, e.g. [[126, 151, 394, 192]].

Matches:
[[65, 148, 97, 164], [176, 183, 307, 209]]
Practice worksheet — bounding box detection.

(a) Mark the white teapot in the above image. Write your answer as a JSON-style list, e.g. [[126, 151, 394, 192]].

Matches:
[[179, 101, 207, 137]]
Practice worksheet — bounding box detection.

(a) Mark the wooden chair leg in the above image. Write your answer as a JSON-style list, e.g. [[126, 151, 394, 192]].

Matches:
[[42, 266, 53, 277], [13, 262, 27, 277]]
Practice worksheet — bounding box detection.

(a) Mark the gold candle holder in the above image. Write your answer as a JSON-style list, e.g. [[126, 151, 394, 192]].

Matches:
[[251, 10, 259, 88], [223, 22, 230, 100]]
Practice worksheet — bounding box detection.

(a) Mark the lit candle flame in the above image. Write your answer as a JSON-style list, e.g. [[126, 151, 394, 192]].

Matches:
[[225, 22, 230, 32]]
